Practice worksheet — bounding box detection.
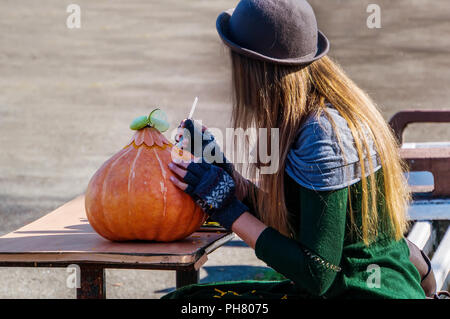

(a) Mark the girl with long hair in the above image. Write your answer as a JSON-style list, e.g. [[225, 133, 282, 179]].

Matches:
[[163, 0, 431, 299]]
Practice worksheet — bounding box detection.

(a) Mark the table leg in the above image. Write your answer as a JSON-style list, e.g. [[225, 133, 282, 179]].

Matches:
[[77, 265, 105, 299], [176, 268, 199, 289]]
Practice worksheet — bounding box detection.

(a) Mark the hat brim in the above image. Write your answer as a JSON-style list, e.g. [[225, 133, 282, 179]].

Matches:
[[216, 8, 330, 66]]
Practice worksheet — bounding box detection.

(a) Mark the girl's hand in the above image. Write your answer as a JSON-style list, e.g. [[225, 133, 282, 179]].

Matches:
[[168, 160, 248, 230], [174, 119, 213, 154], [175, 119, 235, 177]]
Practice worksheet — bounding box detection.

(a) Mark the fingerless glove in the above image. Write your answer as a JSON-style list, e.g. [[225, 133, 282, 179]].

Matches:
[[183, 162, 247, 230]]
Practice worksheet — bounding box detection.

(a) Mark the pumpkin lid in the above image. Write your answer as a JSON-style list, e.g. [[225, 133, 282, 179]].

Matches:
[[128, 127, 171, 148]]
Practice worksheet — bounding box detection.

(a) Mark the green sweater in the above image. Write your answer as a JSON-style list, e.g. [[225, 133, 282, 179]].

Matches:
[[253, 170, 425, 299]]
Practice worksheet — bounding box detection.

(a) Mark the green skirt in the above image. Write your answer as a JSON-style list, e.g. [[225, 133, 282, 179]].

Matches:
[[161, 279, 315, 299]]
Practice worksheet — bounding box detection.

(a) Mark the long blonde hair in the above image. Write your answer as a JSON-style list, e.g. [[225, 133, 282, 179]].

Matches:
[[230, 51, 410, 245]]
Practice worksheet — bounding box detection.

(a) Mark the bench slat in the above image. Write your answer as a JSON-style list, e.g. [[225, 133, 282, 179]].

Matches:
[[408, 199, 450, 220]]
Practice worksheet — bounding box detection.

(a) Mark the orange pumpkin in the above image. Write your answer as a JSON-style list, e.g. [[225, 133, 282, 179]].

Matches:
[[85, 127, 206, 242]]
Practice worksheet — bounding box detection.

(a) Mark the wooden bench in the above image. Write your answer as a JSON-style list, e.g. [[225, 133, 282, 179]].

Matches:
[[0, 195, 234, 299], [391, 110, 450, 291]]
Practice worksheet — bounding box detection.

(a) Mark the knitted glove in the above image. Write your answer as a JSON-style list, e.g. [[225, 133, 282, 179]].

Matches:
[[182, 162, 247, 230], [175, 119, 235, 177]]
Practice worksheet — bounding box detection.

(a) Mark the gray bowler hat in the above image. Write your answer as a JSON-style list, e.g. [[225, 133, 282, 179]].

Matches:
[[216, 0, 330, 65]]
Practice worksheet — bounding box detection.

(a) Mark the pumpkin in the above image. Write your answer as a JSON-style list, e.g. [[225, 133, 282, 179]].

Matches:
[[85, 114, 206, 242]]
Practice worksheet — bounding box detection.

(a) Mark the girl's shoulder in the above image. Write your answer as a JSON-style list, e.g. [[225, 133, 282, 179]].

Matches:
[[285, 104, 381, 191]]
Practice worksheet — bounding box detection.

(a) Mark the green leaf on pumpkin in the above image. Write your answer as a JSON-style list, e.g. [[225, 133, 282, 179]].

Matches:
[[148, 109, 169, 132], [130, 115, 150, 130]]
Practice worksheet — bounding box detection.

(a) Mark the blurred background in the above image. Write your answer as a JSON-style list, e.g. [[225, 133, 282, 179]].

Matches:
[[0, 0, 449, 298]]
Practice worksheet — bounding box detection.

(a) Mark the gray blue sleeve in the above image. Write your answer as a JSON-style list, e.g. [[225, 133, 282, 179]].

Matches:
[[285, 108, 381, 191]]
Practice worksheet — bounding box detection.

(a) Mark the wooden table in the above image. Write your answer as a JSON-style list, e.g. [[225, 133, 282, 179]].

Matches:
[[0, 196, 234, 299]]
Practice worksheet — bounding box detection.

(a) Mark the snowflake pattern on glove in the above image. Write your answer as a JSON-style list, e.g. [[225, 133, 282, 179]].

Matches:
[[203, 173, 235, 209], [182, 162, 247, 230]]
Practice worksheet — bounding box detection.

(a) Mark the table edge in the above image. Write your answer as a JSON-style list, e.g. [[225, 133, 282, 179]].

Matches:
[[0, 233, 235, 267]]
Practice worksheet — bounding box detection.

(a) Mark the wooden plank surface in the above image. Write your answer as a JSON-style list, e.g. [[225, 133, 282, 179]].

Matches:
[[0, 196, 233, 265]]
